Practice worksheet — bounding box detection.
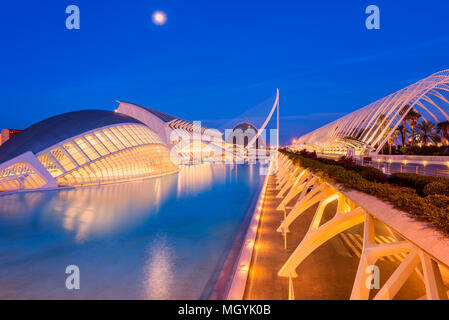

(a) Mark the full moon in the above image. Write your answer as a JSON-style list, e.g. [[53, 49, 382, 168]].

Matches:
[[152, 11, 167, 26]]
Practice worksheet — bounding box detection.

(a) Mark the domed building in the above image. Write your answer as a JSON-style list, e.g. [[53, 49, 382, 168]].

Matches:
[[226, 122, 266, 149], [0, 110, 178, 192]]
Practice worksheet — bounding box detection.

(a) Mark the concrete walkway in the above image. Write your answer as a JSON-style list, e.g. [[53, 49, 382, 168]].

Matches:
[[244, 175, 425, 300]]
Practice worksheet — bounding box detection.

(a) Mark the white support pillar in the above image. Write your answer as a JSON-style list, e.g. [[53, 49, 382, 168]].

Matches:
[[419, 252, 448, 300], [278, 187, 365, 277]]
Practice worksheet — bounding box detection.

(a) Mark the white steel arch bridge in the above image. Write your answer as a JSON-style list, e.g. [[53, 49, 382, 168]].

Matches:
[[296, 70, 449, 155]]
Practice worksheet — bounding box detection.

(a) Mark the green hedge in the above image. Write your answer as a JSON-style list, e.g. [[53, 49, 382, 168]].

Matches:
[[388, 173, 449, 196], [354, 165, 388, 184], [281, 150, 449, 234], [400, 145, 449, 156], [423, 182, 449, 197]]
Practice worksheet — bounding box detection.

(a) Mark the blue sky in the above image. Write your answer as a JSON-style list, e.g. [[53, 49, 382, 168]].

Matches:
[[0, 0, 448, 144]]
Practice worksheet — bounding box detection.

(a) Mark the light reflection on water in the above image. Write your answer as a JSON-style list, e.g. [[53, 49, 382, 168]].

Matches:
[[143, 234, 175, 300], [47, 176, 174, 242], [0, 164, 262, 299], [176, 163, 216, 198]]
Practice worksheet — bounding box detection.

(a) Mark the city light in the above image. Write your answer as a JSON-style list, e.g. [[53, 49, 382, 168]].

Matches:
[[239, 265, 248, 272]]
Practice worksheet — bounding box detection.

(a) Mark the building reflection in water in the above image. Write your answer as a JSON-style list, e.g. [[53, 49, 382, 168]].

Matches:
[[176, 163, 228, 198], [0, 164, 262, 299], [0, 192, 46, 216], [43, 175, 177, 242]]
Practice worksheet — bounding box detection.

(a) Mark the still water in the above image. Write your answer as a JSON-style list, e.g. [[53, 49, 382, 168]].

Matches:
[[0, 164, 263, 299]]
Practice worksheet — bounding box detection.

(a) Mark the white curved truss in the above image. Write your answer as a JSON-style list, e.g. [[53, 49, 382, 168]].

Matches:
[[275, 153, 449, 300], [297, 70, 449, 155], [0, 152, 57, 192], [247, 88, 279, 149]]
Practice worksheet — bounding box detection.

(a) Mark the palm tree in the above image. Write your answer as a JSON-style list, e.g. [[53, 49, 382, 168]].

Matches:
[[417, 121, 440, 145], [405, 108, 421, 144], [396, 124, 410, 146], [388, 136, 394, 155], [393, 129, 401, 145], [437, 121, 449, 145], [399, 105, 411, 145]]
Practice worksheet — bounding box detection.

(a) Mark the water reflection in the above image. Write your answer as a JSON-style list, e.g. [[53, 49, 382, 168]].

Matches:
[[177, 163, 232, 198], [41, 175, 177, 242], [142, 233, 175, 300], [0, 192, 46, 216], [0, 164, 263, 299]]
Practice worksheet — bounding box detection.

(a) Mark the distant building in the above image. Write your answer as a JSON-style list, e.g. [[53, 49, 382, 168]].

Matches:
[[226, 122, 267, 160], [0, 110, 178, 192], [116, 100, 222, 145], [0, 102, 233, 193], [0, 129, 22, 146], [226, 122, 266, 149]]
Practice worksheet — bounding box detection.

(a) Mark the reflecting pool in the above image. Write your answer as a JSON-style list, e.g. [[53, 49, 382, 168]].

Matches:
[[0, 164, 263, 299]]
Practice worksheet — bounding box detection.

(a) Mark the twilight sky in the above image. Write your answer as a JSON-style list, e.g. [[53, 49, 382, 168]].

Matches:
[[0, 0, 448, 144]]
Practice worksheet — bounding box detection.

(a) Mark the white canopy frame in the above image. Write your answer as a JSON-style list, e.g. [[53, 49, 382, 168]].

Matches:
[[297, 70, 449, 155]]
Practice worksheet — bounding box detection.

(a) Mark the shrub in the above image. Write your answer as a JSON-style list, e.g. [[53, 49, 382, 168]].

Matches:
[[388, 173, 449, 195], [337, 156, 357, 169], [317, 158, 338, 166], [298, 149, 317, 159], [279, 149, 449, 234], [355, 166, 388, 183], [424, 194, 449, 208], [423, 182, 449, 196], [400, 145, 449, 156]]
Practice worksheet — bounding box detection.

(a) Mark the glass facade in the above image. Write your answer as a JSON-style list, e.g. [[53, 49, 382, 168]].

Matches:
[[57, 144, 176, 186], [35, 124, 176, 187], [0, 162, 46, 191], [0, 124, 176, 192]]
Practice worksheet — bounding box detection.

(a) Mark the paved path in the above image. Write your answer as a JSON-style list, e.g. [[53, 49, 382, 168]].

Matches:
[[244, 175, 425, 300]]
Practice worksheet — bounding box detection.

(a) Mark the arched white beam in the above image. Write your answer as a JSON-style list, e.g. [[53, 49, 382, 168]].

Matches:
[[415, 101, 439, 122], [246, 88, 279, 149], [297, 70, 449, 155], [429, 90, 449, 105], [420, 94, 449, 121]]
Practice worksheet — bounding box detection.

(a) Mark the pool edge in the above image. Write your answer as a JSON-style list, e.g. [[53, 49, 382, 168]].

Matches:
[[208, 162, 272, 300]]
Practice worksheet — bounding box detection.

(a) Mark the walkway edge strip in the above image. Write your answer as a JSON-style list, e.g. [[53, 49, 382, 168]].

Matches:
[[225, 161, 272, 300]]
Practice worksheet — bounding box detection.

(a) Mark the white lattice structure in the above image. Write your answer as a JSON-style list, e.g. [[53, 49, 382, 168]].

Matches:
[[296, 70, 449, 155], [275, 153, 449, 300]]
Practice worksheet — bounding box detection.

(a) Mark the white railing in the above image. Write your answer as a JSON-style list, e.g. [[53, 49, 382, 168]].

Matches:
[[274, 153, 449, 300], [356, 159, 449, 178]]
